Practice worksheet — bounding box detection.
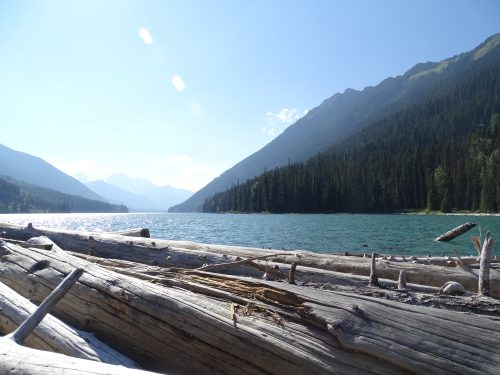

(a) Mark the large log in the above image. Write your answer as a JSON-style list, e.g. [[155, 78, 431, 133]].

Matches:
[[1, 242, 500, 374], [0, 241, 406, 374], [0, 263, 153, 374], [0, 223, 498, 296], [0, 281, 138, 366]]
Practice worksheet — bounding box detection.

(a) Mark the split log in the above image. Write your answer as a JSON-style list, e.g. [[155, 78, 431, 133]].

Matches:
[[70, 250, 441, 294], [0, 241, 409, 374], [435, 222, 476, 242], [0, 222, 498, 296], [479, 231, 494, 296], [4, 242, 500, 374], [0, 281, 138, 366]]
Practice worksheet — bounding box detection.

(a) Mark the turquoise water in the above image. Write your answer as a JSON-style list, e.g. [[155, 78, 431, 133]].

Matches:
[[0, 212, 498, 256]]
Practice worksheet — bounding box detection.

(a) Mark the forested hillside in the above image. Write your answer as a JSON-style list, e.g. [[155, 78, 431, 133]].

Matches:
[[172, 33, 500, 212], [0, 177, 128, 213], [203, 50, 500, 214]]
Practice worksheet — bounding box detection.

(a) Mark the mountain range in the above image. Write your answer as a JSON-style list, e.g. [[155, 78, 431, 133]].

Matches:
[[170, 33, 500, 212], [0, 143, 104, 201], [85, 174, 192, 212], [0, 144, 191, 212]]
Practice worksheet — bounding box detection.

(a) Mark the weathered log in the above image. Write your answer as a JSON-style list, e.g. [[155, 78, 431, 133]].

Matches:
[[111, 228, 151, 238], [0, 262, 150, 374], [0, 281, 138, 366], [479, 231, 494, 296], [6, 243, 497, 375], [70, 250, 442, 294], [0, 242, 410, 374], [0, 223, 498, 296], [435, 222, 476, 241], [0, 339, 160, 374]]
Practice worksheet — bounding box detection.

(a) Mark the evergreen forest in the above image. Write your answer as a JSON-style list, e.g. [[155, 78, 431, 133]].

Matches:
[[203, 55, 500, 214], [0, 176, 128, 213]]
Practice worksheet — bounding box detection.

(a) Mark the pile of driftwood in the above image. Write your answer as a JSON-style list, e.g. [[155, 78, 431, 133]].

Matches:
[[0, 222, 499, 374]]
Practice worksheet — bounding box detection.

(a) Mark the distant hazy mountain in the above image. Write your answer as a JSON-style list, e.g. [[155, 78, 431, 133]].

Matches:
[[0, 143, 106, 202], [86, 174, 192, 211], [170, 33, 500, 212], [106, 173, 157, 195], [0, 176, 127, 213]]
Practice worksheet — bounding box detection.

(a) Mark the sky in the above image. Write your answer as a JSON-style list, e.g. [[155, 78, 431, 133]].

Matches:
[[0, 0, 499, 192]]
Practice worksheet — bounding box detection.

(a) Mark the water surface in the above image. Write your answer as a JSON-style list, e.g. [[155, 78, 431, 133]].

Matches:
[[0, 212, 498, 256]]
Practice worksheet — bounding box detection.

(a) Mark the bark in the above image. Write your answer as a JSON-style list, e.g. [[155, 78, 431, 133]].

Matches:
[[0, 223, 497, 296], [435, 222, 476, 242]]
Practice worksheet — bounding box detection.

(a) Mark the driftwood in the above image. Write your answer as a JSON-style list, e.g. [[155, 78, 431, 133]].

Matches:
[[0, 241, 409, 374], [4, 241, 500, 374], [0, 341, 159, 375], [435, 222, 476, 241], [0, 281, 138, 366], [479, 231, 494, 296], [0, 266, 154, 374], [0, 223, 498, 296], [112, 228, 151, 238]]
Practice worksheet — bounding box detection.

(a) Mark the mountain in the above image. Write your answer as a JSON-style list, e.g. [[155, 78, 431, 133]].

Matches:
[[86, 174, 192, 211], [0, 176, 128, 213], [0, 143, 106, 202], [171, 33, 500, 212], [203, 36, 500, 213], [106, 173, 157, 195]]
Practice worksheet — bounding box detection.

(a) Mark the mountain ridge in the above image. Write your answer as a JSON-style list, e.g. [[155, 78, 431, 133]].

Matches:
[[0, 143, 106, 202], [86, 174, 192, 211], [170, 33, 500, 212]]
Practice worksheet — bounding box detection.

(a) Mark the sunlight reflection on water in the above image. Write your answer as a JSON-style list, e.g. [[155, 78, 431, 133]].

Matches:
[[0, 212, 498, 256]]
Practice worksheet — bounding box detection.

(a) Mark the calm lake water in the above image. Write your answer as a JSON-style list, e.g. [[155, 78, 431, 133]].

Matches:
[[0, 212, 498, 257]]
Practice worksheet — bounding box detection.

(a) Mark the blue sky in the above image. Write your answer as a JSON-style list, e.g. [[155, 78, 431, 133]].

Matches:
[[1, 0, 499, 191]]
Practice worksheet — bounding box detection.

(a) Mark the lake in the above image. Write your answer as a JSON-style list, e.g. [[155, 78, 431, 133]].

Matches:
[[0, 212, 498, 257]]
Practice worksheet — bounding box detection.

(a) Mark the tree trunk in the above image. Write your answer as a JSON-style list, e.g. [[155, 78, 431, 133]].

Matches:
[[1, 241, 500, 374], [0, 281, 138, 367], [0, 223, 497, 296]]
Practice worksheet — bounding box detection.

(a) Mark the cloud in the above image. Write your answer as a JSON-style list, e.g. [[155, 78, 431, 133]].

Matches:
[[171, 75, 185, 91], [261, 108, 308, 136], [139, 27, 153, 45]]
